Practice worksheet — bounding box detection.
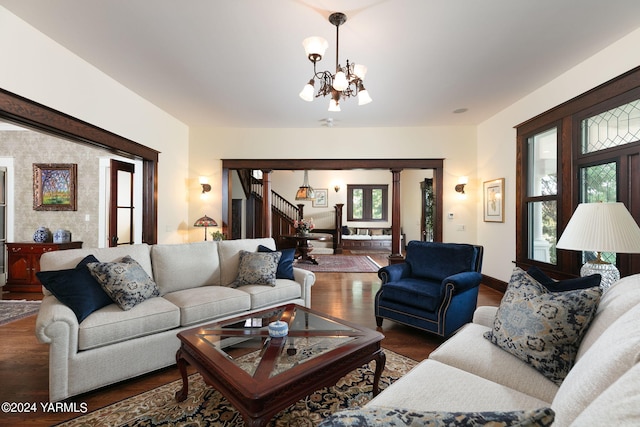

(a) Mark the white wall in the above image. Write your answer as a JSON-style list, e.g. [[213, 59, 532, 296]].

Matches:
[[189, 126, 478, 243], [0, 7, 190, 244], [477, 27, 640, 282]]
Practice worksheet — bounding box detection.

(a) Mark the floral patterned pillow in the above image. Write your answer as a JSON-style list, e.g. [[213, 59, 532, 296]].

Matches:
[[484, 267, 602, 384], [234, 250, 281, 287], [318, 406, 555, 427], [87, 255, 160, 311]]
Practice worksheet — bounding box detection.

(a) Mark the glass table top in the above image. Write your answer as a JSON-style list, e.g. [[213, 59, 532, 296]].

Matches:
[[195, 306, 361, 378]]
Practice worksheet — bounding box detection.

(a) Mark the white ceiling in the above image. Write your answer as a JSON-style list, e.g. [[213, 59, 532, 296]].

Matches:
[[2, 0, 640, 129]]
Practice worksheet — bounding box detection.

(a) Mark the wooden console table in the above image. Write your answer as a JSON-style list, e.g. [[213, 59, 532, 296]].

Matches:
[[5, 242, 83, 293]]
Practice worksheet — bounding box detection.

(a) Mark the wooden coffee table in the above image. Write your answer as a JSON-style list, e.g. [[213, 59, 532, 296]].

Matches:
[[175, 303, 385, 427]]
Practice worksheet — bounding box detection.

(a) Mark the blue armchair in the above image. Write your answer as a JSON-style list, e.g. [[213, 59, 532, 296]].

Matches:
[[375, 241, 484, 337]]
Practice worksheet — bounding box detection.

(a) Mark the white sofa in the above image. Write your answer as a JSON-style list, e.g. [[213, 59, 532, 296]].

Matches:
[[35, 238, 315, 402], [353, 273, 640, 426]]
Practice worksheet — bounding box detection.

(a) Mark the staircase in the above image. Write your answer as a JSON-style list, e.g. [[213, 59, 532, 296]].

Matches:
[[238, 170, 301, 245]]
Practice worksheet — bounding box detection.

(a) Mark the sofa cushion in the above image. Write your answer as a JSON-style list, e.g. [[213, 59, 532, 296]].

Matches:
[[567, 362, 640, 427], [526, 266, 601, 292], [551, 303, 640, 427], [405, 241, 476, 282], [88, 256, 160, 311], [151, 241, 221, 294], [319, 407, 555, 427], [430, 323, 559, 403], [576, 273, 640, 360], [236, 279, 302, 309], [162, 286, 252, 326], [381, 278, 441, 312], [367, 359, 550, 412], [234, 250, 281, 287], [217, 238, 276, 286], [258, 244, 295, 280], [36, 255, 113, 323], [78, 296, 180, 350], [484, 267, 601, 385]]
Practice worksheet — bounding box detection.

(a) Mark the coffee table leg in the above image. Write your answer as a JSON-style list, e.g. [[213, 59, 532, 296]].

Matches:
[[372, 350, 386, 396], [175, 348, 190, 402]]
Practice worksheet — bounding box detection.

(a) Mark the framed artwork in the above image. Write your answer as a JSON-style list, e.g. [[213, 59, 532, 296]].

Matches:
[[483, 178, 504, 222], [33, 163, 78, 211], [312, 188, 328, 208]]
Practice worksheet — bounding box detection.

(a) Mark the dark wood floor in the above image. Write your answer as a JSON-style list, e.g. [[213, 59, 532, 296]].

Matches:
[[0, 253, 503, 426]]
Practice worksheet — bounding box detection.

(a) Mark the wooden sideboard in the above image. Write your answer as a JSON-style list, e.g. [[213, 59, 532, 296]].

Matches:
[[5, 242, 83, 293]]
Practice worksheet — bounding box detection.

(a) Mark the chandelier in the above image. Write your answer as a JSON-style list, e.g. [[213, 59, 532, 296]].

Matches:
[[299, 12, 372, 111]]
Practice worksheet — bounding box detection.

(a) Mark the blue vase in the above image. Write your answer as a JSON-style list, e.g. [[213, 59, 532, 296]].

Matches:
[[53, 229, 71, 243], [33, 226, 51, 243]]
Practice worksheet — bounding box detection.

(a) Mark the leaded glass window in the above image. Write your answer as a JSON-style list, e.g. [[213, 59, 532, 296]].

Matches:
[[581, 99, 640, 154]]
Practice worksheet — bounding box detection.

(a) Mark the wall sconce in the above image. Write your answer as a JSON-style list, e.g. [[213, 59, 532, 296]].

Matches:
[[334, 184, 340, 192], [455, 176, 468, 194], [199, 176, 211, 194]]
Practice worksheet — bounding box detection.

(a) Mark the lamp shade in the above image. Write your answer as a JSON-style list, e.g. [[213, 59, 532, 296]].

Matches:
[[194, 215, 217, 228], [302, 36, 328, 60], [295, 170, 315, 200], [556, 202, 640, 253]]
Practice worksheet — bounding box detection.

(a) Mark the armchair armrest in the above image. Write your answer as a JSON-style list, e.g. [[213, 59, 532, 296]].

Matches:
[[378, 263, 411, 284], [443, 271, 482, 294]]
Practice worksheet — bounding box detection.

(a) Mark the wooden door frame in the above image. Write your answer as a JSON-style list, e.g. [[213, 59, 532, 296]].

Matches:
[[221, 158, 444, 244], [0, 88, 159, 244]]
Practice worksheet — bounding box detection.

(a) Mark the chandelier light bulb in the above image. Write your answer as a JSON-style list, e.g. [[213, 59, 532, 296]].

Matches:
[[353, 64, 367, 80], [332, 71, 349, 91], [299, 80, 315, 102], [302, 37, 328, 62], [358, 89, 372, 106]]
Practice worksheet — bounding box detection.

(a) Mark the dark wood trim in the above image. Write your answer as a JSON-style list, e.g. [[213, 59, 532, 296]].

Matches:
[[0, 88, 159, 244], [222, 159, 444, 170], [481, 274, 508, 293]]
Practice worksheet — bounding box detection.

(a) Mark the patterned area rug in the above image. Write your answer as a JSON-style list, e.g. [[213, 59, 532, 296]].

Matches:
[[0, 300, 41, 326], [57, 349, 416, 427], [294, 255, 381, 273]]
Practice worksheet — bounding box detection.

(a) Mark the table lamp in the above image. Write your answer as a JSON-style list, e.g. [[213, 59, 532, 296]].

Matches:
[[556, 202, 640, 291], [193, 215, 218, 241]]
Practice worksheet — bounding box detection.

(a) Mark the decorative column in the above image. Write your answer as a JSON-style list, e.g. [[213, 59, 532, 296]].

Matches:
[[262, 169, 272, 238], [334, 203, 344, 254], [389, 168, 404, 264]]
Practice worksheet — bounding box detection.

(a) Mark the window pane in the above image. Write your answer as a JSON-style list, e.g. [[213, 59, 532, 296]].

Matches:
[[528, 201, 557, 264], [371, 189, 382, 219], [580, 162, 617, 203], [352, 189, 363, 219], [581, 99, 640, 154], [527, 128, 557, 197]]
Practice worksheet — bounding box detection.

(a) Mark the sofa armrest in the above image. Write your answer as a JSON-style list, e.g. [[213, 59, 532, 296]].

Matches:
[[35, 295, 79, 346], [378, 263, 411, 284], [443, 271, 482, 294], [472, 305, 498, 327], [293, 267, 316, 308]]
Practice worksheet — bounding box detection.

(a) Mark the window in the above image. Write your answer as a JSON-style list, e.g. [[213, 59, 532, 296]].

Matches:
[[516, 66, 640, 278], [347, 184, 388, 221]]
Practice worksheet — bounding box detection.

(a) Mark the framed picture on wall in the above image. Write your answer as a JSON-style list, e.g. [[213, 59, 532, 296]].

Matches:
[[33, 163, 78, 211], [312, 188, 328, 208], [483, 178, 504, 222]]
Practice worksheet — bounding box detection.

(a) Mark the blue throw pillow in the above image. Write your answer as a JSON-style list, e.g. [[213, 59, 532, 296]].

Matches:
[[258, 245, 295, 280], [527, 266, 601, 291], [36, 255, 113, 323]]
